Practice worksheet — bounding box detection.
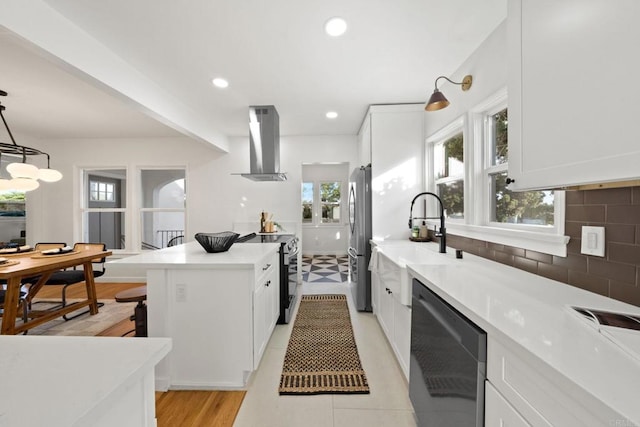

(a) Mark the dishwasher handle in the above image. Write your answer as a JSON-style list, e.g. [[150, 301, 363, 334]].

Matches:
[[415, 293, 463, 344], [412, 279, 487, 362]]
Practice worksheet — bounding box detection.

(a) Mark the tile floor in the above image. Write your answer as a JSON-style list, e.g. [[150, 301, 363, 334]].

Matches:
[[234, 256, 417, 427], [301, 254, 350, 283]]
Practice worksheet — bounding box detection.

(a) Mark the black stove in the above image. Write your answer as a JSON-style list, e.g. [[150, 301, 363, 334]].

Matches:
[[236, 232, 298, 324]]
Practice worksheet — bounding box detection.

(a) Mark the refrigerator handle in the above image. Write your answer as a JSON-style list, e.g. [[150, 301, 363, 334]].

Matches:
[[348, 184, 356, 234]]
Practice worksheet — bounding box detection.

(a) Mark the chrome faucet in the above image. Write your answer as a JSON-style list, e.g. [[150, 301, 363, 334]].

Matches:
[[408, 192, 446, 253]]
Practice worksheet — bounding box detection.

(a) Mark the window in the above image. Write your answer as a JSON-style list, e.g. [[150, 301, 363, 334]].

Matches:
[[424, 89, 566, 256], [301, 180, 342, 225], [302, 182, 313, 223], [81, 169, 126, 250], [428, 118, 465, 221], [484, 105, 555, 229], [140, 169, 185, 250], [434, 133, 464, 219], [81, 167, 186, 252], [320, 182, 341, 224], [89, 180, 115, 202]]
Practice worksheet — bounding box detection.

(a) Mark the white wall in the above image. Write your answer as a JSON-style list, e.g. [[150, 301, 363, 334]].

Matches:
[[25, 133, 357, 279], [369, 104, 425, 241], [421, 20, 507, 227], [423, 21, 507, 139]]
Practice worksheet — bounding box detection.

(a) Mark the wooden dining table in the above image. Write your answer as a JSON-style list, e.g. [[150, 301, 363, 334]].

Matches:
[[0, 248, 112, 335]]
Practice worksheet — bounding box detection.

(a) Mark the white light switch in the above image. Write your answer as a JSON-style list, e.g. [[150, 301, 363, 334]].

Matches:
[[176, 284, 187, 302], [581, 226, 605, 257]]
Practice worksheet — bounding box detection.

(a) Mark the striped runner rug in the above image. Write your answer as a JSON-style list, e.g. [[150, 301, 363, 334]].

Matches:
[[279, 294, 370, 395]]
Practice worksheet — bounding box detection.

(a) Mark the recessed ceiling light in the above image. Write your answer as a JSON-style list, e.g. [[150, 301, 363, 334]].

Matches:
[[324, 17, 347, 37], [212, 77, 229, 88], [326, 111, 338, 119]]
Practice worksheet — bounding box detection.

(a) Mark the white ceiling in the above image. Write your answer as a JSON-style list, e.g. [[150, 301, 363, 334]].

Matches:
[[0, 0, 506, 146]]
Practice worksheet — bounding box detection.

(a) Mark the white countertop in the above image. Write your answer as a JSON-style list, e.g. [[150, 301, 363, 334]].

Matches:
[[0, 335, 171, 426], [374, 239, 640, 424], [110, 241, 279, 269]]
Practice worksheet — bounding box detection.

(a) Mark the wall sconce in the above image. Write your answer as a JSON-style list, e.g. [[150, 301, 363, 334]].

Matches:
[[425, 75, 473, 112]]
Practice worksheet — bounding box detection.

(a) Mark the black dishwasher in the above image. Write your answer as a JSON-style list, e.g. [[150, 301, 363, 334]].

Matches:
[[410, 278, 487, 427]]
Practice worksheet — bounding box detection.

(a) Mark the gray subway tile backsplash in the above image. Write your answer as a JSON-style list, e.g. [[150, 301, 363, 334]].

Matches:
[[442, 186, 640, 306]]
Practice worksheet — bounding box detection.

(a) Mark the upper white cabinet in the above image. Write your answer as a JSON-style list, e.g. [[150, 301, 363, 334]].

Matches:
[[508, 0, 640, 190], [358, 113, 372, 166], [363, 104, 424, 240]]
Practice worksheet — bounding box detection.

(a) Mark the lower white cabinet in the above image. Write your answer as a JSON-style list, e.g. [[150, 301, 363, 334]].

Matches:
[[486, 336, 620, 426], [485, 381, 531, 427], [147, 250, 280, 389], [378, 282, 394, 339], [253, 258, 279, 368], [373, 256, 411, 380]]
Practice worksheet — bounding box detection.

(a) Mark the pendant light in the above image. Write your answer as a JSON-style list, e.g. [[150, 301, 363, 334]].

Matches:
[[0, 90, 63, 191]]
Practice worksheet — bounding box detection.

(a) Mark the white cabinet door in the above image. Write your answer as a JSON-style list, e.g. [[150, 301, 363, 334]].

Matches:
[[253, 255, 279, 368], [392, 297, 411, 380], [358, 113, 372, 166], [378, 284, 395, 342], [266, 267, 280, 331], [508, 0, 640, 190], [371, 264, 380, 313], [253, 281, 268, 368], [485, 381, 531, 427]]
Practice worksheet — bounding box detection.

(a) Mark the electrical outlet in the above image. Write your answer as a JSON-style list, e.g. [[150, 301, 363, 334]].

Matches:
[[176, 284, 187, 302], [580, 226, 605, 257]]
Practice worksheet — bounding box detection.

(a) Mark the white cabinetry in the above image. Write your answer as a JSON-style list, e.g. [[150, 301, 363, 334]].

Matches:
[[358, 113, 371, 166], [485, 381, 531, 427], [486, 336, 620, 426], [363, 104, 424, 240], [143, 246, 280, 389], [253, 256, 279, 368], [508, 0, 640, 190], [374, 252, 411, 380]]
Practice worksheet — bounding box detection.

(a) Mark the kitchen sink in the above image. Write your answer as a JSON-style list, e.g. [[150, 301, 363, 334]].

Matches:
[[372, 243, 457, 306], [569, 306, 640, 363], [571, 306, 640, 331]]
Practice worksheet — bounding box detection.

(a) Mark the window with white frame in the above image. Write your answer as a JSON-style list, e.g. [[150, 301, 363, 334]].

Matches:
[[301, 181, 342, 225], [429, 119, 465, 220], [320, 182, 341, 224], [302, 182, 313, 223], [424, 90, 566, 256], [140, 169, 186, 250], [82, 169, 127, 250], [483, 100, 556, 231], [81, 167, 186, 252]]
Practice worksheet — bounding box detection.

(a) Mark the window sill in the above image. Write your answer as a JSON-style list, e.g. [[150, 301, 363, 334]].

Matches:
[[426, 222, 570, 257]]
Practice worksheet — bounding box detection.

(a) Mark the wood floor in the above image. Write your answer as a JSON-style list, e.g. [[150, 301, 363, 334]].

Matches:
[[36, 281, 246, 427]]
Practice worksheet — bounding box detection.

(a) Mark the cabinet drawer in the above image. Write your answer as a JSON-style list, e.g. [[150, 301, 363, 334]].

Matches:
[[485, 381, 531, 427], [487, 336, 618, 427], [254, 253, 277, 290]]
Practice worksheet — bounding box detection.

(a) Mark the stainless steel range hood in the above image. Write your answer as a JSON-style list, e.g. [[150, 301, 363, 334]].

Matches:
[[236, 105, 287, 182]]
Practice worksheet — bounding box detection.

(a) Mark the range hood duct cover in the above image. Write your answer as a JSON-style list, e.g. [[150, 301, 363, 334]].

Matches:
[[238, 105, 287, 182]]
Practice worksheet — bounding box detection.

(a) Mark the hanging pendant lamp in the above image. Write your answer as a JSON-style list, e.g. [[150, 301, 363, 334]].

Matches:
[[0, 90, 62, 191]]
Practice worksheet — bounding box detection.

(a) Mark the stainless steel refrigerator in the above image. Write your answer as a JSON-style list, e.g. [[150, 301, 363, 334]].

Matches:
[[348, 164, 372, 312]]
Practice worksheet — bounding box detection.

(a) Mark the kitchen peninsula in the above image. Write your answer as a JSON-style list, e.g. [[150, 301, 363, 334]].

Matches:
[[111, 241, 280, 390]]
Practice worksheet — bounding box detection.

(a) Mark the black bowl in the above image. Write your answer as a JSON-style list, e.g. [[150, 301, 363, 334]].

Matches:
[[194, 232, 239, 253]]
